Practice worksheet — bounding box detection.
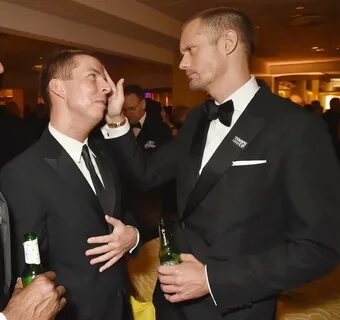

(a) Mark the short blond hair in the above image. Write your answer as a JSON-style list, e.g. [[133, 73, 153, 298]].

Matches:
[[184, 7, 255, 59]]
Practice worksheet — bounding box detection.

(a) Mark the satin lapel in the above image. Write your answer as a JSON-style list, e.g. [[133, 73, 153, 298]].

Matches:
[[179, 106, 209, 214], [182, 108, 265, 220], [42, 130, 102, 215]]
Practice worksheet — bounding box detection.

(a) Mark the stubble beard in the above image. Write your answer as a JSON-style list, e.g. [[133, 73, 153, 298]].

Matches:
[[188, 78, 204, 91]]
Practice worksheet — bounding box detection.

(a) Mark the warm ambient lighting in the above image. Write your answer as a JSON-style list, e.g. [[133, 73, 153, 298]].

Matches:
[[295, 6, 305, 10]]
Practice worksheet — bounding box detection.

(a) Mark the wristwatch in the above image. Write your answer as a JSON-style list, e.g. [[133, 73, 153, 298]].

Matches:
[[107, 117, 127, 128]]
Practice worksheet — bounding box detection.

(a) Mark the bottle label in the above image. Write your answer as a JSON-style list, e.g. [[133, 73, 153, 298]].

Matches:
[[23, 239, 41, 264]]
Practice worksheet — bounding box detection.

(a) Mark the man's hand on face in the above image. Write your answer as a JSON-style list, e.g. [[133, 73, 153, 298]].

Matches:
[[103, 69, 125, 124], [3, 272, 66, 320], [158, 253, 209, 303], [86, 215, 138, 272], [0, 62, 4, 74]]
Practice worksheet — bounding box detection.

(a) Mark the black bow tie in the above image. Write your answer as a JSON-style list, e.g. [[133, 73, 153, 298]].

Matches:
[[206, 99, 234, 127], [130, 122, 142, 129]]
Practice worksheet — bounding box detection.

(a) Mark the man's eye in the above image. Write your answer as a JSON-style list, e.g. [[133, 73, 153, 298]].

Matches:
[[89, 74, 96, 79], [189, 47, 196, 54]]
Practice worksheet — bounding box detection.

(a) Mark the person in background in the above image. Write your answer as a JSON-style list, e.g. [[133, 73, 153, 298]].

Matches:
[[101, 7, 340, 320], [0, 62, 66, 320], [122, 84, 173, 242], [123, 84, 172, 152], [323, 97, 340, 161], [0, 68, 33, 169]]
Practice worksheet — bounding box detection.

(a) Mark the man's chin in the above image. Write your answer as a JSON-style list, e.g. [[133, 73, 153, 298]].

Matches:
[[189, 82, 203, 91]]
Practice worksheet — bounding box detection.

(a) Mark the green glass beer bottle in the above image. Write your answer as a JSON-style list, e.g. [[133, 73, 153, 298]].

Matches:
[[22, 232, 44, 287], [158, 217, 181, 265]]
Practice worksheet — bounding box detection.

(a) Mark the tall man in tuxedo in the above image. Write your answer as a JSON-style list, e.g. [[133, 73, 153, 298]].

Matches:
[[0, 51, 138, 319], [101, 7, 340, 320]]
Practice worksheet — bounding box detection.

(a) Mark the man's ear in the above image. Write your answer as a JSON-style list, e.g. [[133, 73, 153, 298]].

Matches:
[[221, 30, 238, 55], [49, 79, 65, 99], [141, 99, 146, 110]]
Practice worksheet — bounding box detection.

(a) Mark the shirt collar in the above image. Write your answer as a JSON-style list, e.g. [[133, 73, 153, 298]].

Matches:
[[216, 75, 260, 112], [48, 123, 96, 163]]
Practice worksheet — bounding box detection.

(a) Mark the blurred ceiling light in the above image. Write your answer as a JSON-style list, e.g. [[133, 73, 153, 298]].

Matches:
[[312, 46, 325, 52], [295, 6, 305, 10], [32, 64, 43, 71]]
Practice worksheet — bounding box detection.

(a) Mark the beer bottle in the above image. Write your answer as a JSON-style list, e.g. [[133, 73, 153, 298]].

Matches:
[[22, 232, 44, 287], [158, 217, 181, 265]]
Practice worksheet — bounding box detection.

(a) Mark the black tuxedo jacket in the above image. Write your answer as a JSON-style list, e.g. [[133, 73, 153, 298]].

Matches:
[[136, 112, 172, 153], [110, 86, 340, 320], [0, 129, 135, 320]]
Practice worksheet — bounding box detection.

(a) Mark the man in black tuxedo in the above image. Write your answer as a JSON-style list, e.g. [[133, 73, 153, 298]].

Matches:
[[0, 51, 138, 319], [123, 84, 172, 153], [102, 7, 340, 320]]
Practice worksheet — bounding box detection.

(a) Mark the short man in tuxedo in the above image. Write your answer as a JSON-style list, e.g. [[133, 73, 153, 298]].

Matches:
[[123, 84, 172, 152], [0, 62, 66, 320], [102, 8, 340, 320], [0, 51, 138, 319]]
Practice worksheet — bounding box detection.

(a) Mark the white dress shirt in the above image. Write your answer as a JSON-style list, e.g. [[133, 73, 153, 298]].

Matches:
[[102, 76, 260, 305], [200, 75, 260, 174], [49, 124, 104, 193], [0, 312, 6, 320], [49, 124, 139, 252], [132, 112, 146, 137]]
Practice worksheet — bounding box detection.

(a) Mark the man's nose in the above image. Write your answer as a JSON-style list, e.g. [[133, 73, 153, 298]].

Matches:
[[179, 55, 188, 70], [101, 79, 112, 94]]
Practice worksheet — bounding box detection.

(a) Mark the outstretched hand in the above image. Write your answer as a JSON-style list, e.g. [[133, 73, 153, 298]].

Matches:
[[86, 215, 137, 272]]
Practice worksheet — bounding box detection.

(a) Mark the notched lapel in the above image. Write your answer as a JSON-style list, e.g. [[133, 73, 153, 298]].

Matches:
[[177, 106, 209, 215], [94, 149, 116, 216], [182, 111, 265, 220]]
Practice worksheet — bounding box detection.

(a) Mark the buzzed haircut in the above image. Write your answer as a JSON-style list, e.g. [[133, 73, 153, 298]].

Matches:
[[124, 84, 145, 101], [184, 7, 256, 59], [40, 49, 98, 108]]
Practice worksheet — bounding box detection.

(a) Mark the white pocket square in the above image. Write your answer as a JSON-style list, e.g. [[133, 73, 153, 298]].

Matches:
[[232, 160, 267, 166]]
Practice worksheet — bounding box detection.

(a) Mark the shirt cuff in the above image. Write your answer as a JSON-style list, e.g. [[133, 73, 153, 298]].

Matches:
[[0, 312, 7, 320], [205, 264, 217, 306], [126, 225, 140, 253], [101, 119, 130, 139]]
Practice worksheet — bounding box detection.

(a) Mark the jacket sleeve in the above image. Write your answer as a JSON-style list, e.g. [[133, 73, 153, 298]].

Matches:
[[109, 130, 178, 191]]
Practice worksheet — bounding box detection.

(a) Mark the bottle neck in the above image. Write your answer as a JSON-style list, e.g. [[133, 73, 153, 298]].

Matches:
[[23, 238, 41, 265], [160, 227, 170, 246]]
